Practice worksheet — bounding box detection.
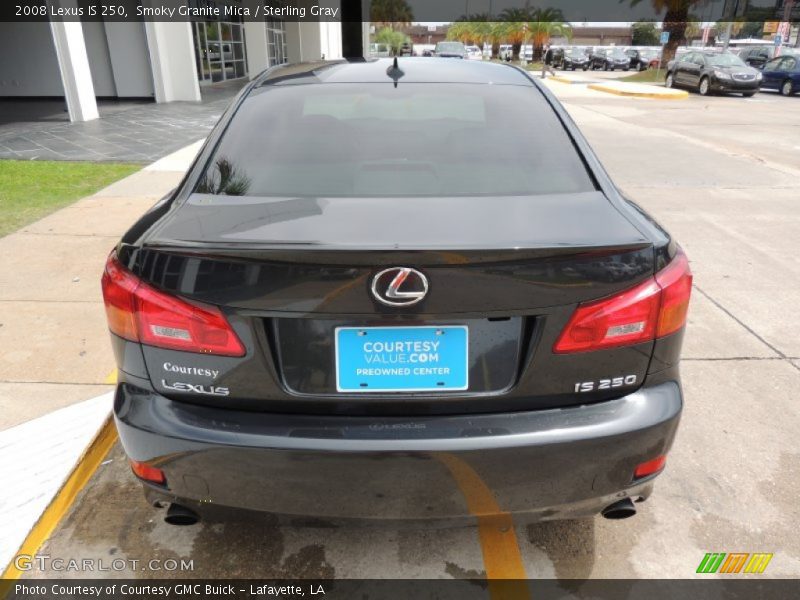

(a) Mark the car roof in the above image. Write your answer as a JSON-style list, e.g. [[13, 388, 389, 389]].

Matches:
[[255, 58, 534, 87]]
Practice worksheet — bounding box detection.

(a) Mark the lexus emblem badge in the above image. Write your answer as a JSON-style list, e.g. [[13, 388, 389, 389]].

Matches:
[[371, 267, 429, 307]]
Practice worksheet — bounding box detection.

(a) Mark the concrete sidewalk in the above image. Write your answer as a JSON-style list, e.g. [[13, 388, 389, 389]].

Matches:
[[0, 140, 203, 431]]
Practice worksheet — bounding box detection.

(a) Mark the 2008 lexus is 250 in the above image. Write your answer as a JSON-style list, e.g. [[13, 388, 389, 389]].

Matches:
[[102, 58, 692, 525]]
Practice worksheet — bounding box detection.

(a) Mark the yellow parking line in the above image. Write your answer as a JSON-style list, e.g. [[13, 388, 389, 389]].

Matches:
[[0, 416, 118, 587], [436, 453, 530, 597], [104, 369, 117, 384]]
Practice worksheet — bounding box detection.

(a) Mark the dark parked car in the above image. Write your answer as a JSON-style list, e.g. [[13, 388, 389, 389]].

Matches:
[[666, 51, 761, 96], [626, 48, 658, 71], [591, 48, 631, 71], [759, 54, 800, 96], [434, 41, 466, 58], [103, 58, 691, 526], [556, 47, 591, 70], [736, 45, 780, 69]]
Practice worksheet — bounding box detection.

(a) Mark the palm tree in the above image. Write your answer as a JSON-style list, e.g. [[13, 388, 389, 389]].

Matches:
[[494, 7, 570, 61], [525, 8, 571, 60], [683, 21, 701, 45], [375, 26, 409, 55], [446, 22, 475, 44], [370, 0, 413, 29], [628, 0, 706, 63]]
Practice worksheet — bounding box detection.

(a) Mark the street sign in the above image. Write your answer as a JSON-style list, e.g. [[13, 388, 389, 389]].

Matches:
[[660, 31, 670, 44]]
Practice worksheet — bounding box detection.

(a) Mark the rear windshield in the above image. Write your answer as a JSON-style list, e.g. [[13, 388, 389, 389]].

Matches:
[[196, 83, 596, 198]]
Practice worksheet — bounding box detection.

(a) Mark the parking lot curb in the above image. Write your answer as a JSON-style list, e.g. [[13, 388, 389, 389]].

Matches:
[[588, 82, 689, 99], [0, 415, 117, 583]]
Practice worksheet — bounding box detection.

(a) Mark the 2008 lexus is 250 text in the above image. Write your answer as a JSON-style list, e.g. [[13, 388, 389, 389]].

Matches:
[[102, 58, 692, 525]]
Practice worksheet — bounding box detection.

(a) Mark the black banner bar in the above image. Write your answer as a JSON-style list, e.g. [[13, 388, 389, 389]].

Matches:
[[2, 0, 796, 23], [2, 579, 800, 600]]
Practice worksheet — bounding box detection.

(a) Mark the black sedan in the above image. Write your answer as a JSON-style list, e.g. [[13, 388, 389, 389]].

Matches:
[[556, 47, 591, 70], [591, 48, 631, 71], [666, 50, 762, 96], [103, 58, 691, 526], [626, 48, 658, 71]]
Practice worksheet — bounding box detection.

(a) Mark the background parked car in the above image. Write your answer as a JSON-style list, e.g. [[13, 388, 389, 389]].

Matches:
[[520, 44, 534, 62], [499, 44, 513, 61], [556, 47, 590, 70], [759, 54, 800, 96], [591, 48, 631, 71], [666, 50, 762, 97], [736, 45, 780, 69], [626, 48, 659, 71], [465, 45, 483, 60], [434, 41, 467, 59]]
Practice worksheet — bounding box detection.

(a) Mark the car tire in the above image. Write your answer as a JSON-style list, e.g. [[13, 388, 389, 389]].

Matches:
[[698, 76, 710, 96], [583, 66, 588, 71], [742, 91, 757, 98], [624, 67, 630, 72], [781, 79, 794, 96], [665, 72, 674, 88], [604, 63, 609, 71]]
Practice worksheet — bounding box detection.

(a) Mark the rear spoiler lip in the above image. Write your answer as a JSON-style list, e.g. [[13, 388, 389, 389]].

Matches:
[[129, 240, 654, 267]]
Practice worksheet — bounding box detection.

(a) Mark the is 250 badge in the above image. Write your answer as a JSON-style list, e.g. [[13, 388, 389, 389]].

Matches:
[[574, 374, 637, 393]]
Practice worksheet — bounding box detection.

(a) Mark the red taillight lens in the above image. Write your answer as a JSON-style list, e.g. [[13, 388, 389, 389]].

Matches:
[[101, 253, 245, 357], [130, 459, 166, 485], [554, 278, 661, 353], [634, 455, 667, 479], [101, 256, 139, 341], [554, 249, 692, 354], [655, 251, 693, 337]]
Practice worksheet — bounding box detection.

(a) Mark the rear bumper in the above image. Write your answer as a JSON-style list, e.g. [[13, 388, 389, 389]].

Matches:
[[114, 381, 682, 522]]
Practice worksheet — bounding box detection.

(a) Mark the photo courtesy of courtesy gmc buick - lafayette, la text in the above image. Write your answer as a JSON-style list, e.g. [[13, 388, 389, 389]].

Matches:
[[101, 58, 692, 526]]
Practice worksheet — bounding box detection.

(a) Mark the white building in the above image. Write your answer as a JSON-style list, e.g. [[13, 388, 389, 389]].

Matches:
[[0, 7, 347, 122]]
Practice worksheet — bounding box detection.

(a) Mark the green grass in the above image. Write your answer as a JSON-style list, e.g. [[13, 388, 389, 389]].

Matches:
[[619, 69, 667, 84], [0, 160, 140, 237]]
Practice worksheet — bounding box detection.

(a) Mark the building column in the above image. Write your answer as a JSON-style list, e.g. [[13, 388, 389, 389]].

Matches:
[[320, 22, 343, 60], [144, 22, 201, 103], [49, 21, 99, 122], [244, 21, 270, 79]]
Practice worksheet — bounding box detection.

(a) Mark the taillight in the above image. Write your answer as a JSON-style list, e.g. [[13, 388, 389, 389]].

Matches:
[[101, 253, 245, 357], [554, 249, 692, 354]]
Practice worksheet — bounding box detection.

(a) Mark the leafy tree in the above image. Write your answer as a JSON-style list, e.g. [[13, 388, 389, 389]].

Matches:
[[449, 18, 505, 56], [495, 7, 570, 60], [628, 0, 706, 63], [632, 20, 660, 45], [370, 0, 413, 28], [375, 27, 408, 55], [683, 21, 700, 44]]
